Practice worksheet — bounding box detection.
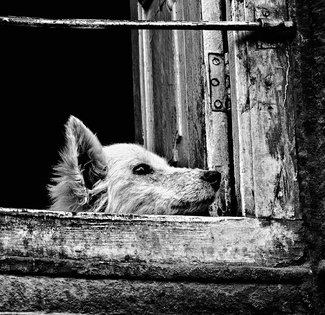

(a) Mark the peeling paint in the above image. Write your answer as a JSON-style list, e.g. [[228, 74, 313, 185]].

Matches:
[[0, 210, 305, 267]]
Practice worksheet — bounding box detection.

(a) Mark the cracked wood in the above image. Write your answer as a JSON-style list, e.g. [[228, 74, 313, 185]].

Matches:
[[226, 0, 299, 218]]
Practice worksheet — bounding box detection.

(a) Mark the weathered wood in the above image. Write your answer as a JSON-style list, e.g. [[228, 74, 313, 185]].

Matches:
[[0, 208, 311, 313], [0, 15, 294, 30], [0, 274, 311, 314], [0, 256, 311, 284], [226, 0, 300, 218], [130, 2, 144, 145], [0, 208, 305, 268], [181, 1, 207, 169], [133, 1, 207, 168], [202, 0, 232, 216], [138, 0, 153, 10], [137, 5, 155, 150], [149, 1, 178, 161]]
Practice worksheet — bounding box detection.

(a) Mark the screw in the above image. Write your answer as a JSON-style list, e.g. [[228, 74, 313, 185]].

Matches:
[[261, 8, 270, 17], [212, 100, 223, 111], [212, 57, 221, 66], [211, 78, 220, 86]]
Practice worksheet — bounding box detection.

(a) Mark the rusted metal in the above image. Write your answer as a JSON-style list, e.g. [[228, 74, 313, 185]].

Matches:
[[0, 16, 294, 31]]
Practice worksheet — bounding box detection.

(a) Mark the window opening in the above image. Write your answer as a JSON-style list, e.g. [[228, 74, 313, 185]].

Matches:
[[0, 6, 311, 313], [0, 4, 134, 210], [0, 5, 296, 217]]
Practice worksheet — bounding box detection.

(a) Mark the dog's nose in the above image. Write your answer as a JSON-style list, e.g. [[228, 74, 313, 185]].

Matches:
[[201, 170, 221, 191]]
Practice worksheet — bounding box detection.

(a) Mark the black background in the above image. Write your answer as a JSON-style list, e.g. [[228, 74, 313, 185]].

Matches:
[[0, 1, 135, 208]]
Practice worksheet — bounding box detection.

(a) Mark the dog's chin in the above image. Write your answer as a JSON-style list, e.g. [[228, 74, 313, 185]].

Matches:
[[170, 197, 215, 216]]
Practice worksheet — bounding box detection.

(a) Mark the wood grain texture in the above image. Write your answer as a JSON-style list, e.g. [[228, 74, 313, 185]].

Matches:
[[202, 0, 232, 216], [131, 0, 206, 168], [226, 0, 299, 218], [150, 3, 178, 161], [130, 1, 144, 145], [0, 208, 305, 269], [181, 1, 207, 169], [0, 208, 311, 313]]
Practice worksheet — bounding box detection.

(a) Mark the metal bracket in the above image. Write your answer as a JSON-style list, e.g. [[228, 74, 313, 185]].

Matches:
[[208, 53, 230, 112], [255, 6, 290, 49]]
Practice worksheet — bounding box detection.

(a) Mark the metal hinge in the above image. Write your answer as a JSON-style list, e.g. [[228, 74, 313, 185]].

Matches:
[[255, 6, 292, 49], [208, 53, 231, 112]]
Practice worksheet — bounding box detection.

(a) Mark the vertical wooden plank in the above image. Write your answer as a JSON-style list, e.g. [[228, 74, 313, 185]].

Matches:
[[227, 0, 299, 218], [202, 0, 232, 215], [248, 2, 299, 218], [150, 0, 207, 168], [137, 4, 155, 151], [133, 0, 207, 169], [181, 1, 207, 169], [169, 0, 190, 167], [149, 2, 178, 160], [227, 0, 255, 216], [130, 1, 143, 145]]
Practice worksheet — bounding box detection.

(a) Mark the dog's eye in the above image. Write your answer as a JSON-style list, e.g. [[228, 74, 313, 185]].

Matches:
[[133, 163, 153, 175]]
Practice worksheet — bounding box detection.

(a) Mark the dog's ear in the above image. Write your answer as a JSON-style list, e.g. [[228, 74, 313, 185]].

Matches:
[[49, 116, 108, 211]]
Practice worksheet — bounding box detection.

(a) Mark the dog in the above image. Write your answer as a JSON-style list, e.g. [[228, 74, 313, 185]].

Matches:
[[49, 116, 221, 215]]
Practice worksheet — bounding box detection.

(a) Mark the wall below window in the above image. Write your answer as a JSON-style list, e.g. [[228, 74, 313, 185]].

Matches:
[[294, 0, 325, 313]]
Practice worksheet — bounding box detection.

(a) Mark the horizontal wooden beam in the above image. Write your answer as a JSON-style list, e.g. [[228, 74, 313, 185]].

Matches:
[[0, 256, 311, 284], [0, 208, 305, 270], [0, 208, 311, 313], [0, 16, 294, 31]]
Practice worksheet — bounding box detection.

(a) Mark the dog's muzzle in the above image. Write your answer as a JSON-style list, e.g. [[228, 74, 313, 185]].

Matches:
[[200, 170, 221, 191]]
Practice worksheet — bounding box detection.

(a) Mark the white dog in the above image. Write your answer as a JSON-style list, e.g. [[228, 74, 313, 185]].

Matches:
[[49, 116, 221, 215]]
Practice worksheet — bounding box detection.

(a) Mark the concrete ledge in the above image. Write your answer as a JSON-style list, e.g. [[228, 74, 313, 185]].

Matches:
[[0, 275, 312, 314]]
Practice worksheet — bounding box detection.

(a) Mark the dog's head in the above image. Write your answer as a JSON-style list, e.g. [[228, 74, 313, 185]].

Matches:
[[49, 116, 221, 215]]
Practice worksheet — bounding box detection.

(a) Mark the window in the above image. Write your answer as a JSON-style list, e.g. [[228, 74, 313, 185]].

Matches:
[[132, 0, 300, 220], [0, 0, 312, 313]]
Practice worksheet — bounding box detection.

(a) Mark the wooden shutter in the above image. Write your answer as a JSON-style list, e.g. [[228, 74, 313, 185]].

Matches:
[[132, 0, 300, 218], [131, 0, 233, 215], [131, 0, 206, 169], [226, 0, 300, 218]]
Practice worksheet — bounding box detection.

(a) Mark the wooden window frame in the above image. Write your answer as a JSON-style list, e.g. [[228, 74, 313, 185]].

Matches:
[[0, 0, 307, 277], [0, 207, 310, 312], [0, 207, 307, 276], [0, 1, 314, 312]]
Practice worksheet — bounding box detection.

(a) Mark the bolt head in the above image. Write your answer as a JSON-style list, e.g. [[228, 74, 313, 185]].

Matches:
[[212, 57, 221, 66], [211, 78, 220, 86], [262, 8, 270, 17], [212, 100, 223, 111]]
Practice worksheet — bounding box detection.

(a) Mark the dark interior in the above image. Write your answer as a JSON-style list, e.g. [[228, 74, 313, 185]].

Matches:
[[0, 1, 135, 209]]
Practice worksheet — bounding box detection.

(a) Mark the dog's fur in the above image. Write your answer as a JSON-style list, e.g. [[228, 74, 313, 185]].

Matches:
[[49, 116, 221, 215]]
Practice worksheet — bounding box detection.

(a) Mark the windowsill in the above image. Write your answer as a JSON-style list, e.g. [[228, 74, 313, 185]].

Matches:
[[0, 207, 310, 284]]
